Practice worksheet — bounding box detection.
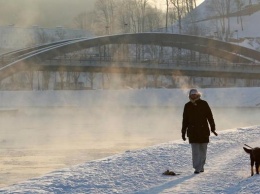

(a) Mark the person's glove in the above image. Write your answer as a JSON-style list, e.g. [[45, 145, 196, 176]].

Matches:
[[211, 126, 218, 136], [182, 133, 186, 141], [210, 122, 216, 132], [211, 126, 216, 133]]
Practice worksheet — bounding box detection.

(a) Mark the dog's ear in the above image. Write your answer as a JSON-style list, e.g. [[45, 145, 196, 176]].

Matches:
[[243, 147, 252, 154]]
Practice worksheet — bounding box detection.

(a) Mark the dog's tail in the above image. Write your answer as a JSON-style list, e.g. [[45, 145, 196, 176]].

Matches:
[[243, 147, 252, 154]]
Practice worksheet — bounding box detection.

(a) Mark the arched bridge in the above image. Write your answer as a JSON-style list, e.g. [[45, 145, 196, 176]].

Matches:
[[1, 33, 260, 80]]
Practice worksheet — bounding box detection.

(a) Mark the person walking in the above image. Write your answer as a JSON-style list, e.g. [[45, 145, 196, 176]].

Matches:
[[181, 88, 216, 174]]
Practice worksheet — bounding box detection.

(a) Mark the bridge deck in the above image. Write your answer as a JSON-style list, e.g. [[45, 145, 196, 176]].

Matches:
[[31, 59, 260, 79]]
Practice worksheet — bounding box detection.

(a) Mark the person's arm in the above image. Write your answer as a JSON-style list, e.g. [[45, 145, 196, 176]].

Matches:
[[181, 104, 188, 140], [205, 101, 217, 136]]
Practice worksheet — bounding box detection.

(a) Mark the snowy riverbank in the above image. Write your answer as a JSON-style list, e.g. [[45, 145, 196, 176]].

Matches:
[[0, 87, 259, 193], [0, 126, 259, 193]]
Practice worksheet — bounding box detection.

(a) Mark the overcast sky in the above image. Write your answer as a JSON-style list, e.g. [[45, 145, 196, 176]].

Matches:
[[0, 0, 96, 28], [0, 0, 204, 29]]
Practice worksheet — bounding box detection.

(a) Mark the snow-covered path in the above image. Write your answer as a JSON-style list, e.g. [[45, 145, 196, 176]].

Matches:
[[1, 126, 259, 193], [138, 127, 260, 194], [153, 138, 259, 194]]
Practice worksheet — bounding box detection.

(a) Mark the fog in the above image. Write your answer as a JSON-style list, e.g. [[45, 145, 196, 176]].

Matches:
[[0, 0, 205, 28], [0, 0, 95, 27], [0, 100, 259, 187], [0, 106, 180, 187]]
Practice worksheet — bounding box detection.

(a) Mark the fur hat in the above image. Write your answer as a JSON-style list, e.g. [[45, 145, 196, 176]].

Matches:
[[189, 89, 201, 103], [189, 89, 201, 98], [189, 89, 199, 96]]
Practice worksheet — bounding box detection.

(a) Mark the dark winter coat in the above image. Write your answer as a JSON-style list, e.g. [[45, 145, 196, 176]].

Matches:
[[181, 99, 215, 143]]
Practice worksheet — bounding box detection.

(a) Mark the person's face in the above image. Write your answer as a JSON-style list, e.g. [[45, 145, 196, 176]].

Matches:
[[190, 94, 198, 100]]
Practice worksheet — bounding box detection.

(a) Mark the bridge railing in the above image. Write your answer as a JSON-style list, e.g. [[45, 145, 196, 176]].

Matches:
[[44, 58, 260, 74]]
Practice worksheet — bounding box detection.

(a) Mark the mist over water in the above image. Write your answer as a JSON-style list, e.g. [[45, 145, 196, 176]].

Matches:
[[0, 0, 95, 27], [0, 106, 259, 187]]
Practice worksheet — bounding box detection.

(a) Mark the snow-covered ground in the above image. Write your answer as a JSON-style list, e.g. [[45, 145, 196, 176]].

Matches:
[[0, 87, 259, 193], [168, 0, 260, 51], [0, 126, 259, 193]]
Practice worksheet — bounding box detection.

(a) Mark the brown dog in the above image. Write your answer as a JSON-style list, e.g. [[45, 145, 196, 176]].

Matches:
[[243, 145, 260, 176]]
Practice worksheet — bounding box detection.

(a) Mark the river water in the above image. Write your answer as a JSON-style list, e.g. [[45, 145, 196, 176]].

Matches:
[[0, 106, 259, 187]]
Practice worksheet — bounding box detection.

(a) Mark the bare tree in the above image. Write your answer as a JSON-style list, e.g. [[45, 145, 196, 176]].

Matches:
[[185, 0, 195, 13], [95, 0, 117, 34], [74, 12, 88, 30], [225, 0, 231, 41], [193, 0, 197, 8], [151, 74, 160, 88], [74, 11, 97, 34], [117, 0, 132, 33], [119, 0, 150, 33], [34, 28, 52, 44], [166, 0, 170, 31], [42, 71, 51, 90], [25, 70, 34, 90], [78, 0, 166, 35], [208, 0, 231, 41], [55, 27, 66, 40], [86, 72, 95, 89], [72, 72, 81, 89], [118, 0, 140, 33], [138, 0, 149, 32], [145, 6, 162, 31], [168, 7, 178, 33], [131, 0, 144, 32], [235, 0, 244, 31], [170, 0, 185, 33], [58, 71, 66, 90]]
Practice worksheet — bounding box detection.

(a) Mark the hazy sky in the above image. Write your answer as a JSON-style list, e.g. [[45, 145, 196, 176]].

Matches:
[[0, 0, 204, 28], [154, 0, 204, 8], [0, 0, 96, 28], [197, 0, 204, 5]]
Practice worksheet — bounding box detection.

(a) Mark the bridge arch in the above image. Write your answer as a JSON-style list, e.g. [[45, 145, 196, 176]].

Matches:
[[1, 33, 260, 81]]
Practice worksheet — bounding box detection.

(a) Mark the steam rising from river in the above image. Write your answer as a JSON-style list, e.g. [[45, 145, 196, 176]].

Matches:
[[0, 88, 260, 187]]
